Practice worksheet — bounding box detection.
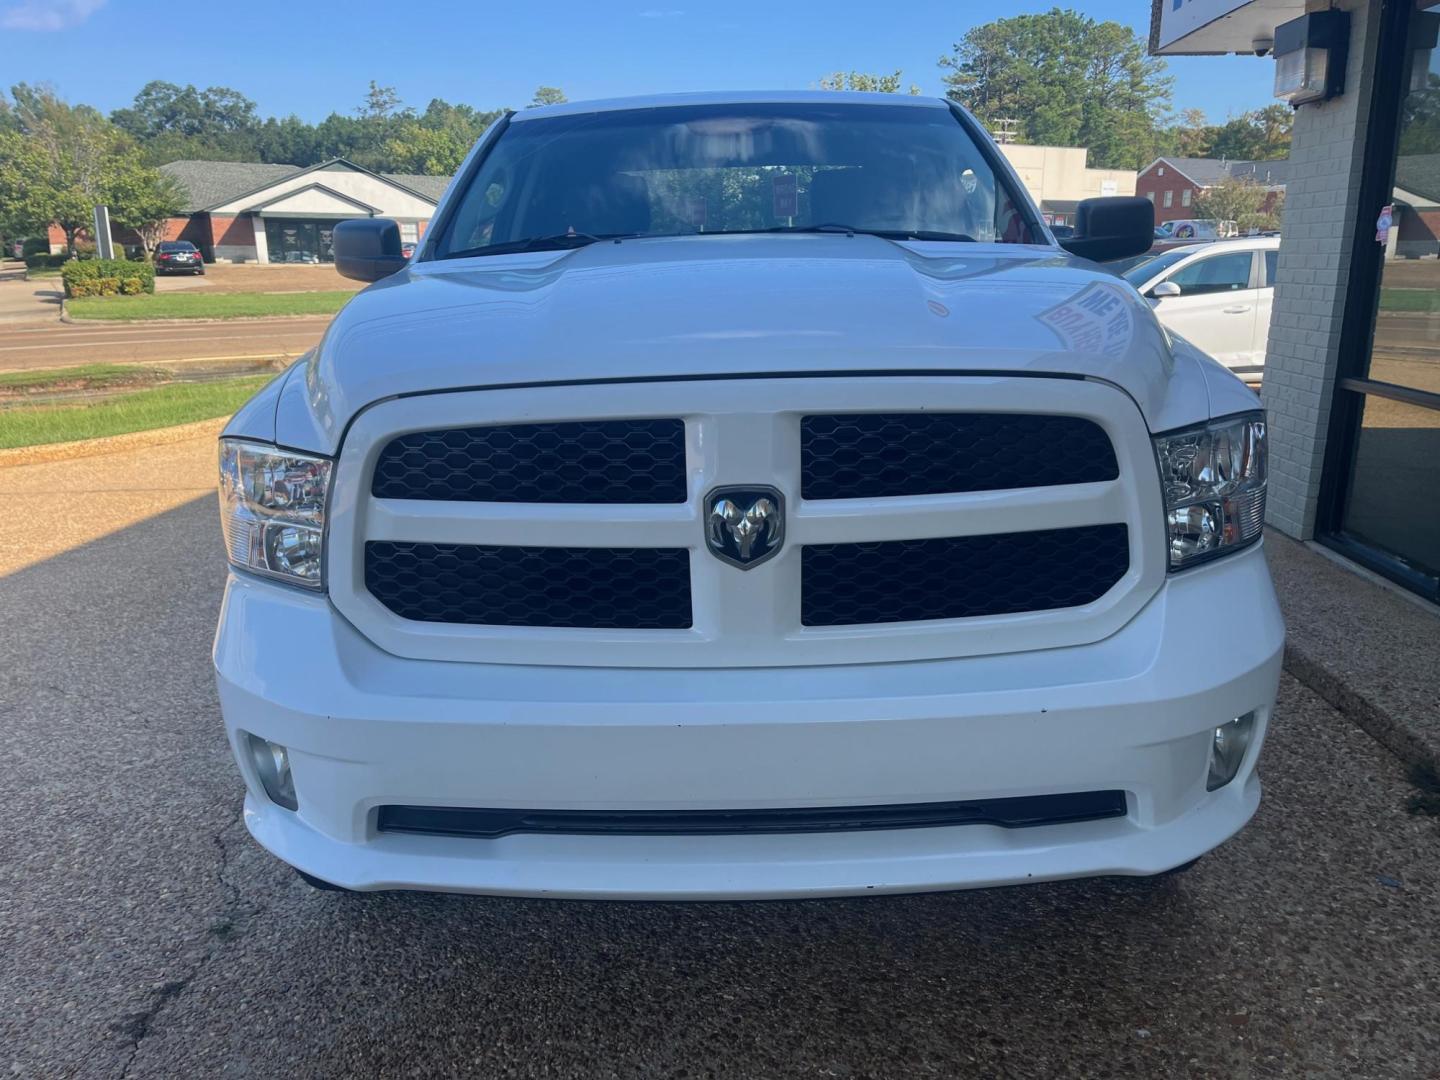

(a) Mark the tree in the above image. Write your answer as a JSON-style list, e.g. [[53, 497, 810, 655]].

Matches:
[[359, 82, 406, 120], [1193, 175, 1266, 225], [111, 81, 259, 163], [0, 130, 48, 237], [528, 86, 567, 108], [1170, 107, 1219, 158], [0, 84, 192, 256], [818, 70, 920, 95], [0, 86, 123, 254], [1209, 105, 1291, 161], [385, 124, 471, 175], [1400, 72, 1440, 155], [112, 81, 258, 139], [108, 155, 186, 258], [254, 114, 322, 165], [939, 8, 1172, 170]]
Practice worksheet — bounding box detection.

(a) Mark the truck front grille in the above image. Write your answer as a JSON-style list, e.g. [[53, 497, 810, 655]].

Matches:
[[802, 412, 1117, 499], [801, 524, 1130, 626], [372, 418, 687, 503], [335, 377, 1162, 667], [365, 542, 693, 628]]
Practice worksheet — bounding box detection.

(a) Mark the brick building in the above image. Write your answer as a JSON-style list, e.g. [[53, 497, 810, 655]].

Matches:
[[1152, 0, 1440, 605], [1136, 156, 1289, 224], [49, 158, 448, 264]]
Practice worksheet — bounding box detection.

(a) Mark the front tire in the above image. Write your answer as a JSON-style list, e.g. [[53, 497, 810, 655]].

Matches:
[[1150, 856, 1201, 878], [295, 869, 352, 892]]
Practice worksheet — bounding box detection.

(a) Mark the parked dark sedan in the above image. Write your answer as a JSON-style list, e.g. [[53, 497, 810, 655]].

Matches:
[[155, 240, 204, 275]]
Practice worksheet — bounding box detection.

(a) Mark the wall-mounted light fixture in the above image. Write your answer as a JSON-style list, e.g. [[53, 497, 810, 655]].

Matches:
[[1411, 10, 1439, 93], [1273, 10, 1350, 106]]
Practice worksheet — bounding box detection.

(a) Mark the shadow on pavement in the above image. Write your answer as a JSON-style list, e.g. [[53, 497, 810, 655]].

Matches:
[[1, 494, 1437, 1079]]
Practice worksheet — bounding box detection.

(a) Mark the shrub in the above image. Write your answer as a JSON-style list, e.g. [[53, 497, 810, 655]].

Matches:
[[21, 237, 51, 258], [62, 258, 155, 298], [26, 253, 68, 270]]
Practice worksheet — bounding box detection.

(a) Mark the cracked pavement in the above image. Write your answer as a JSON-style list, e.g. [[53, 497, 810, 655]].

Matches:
[[1, 441, 1439, 1079]]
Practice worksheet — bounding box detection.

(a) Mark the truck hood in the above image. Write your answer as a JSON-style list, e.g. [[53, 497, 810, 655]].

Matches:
[[277, 234, 1213, 451]]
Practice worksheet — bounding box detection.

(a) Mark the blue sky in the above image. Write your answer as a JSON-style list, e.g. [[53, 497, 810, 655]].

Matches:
[[0, 0, 1275, 123]]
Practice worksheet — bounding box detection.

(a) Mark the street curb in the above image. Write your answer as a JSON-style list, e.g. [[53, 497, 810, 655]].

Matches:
[[0, 417, 225, 468], [1282, 644, 1440, 777], [1264, 530, 1440, 782]]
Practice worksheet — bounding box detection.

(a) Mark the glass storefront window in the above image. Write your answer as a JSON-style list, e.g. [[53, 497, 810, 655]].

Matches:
[[1340, 395, 1440, 583], [264, 218, 341, 263], [1368, 2, 1440, 396], [1323, 1, 1440, 600]]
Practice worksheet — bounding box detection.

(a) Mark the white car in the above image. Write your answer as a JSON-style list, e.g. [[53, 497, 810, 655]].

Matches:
[[214, 92, 1282, 899], [1122, 237, 1282, 382]]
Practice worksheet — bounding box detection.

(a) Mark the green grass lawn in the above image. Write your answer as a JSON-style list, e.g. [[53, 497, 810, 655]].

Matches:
[[0, 375, 272, 449], [66, 290, 353, 321], [1379, 288, 1440, 314], [0, 363, 162, 392], [25, 267, 63, 279]]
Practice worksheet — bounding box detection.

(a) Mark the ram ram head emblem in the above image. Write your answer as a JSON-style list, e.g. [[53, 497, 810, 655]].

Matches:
[[705, 486, 786, 569]]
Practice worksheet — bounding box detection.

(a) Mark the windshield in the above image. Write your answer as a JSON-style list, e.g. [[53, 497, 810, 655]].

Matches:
[[433, 102, 1040, 259], [157, 242, 195, 252], [1121, 249, 1190, 288]]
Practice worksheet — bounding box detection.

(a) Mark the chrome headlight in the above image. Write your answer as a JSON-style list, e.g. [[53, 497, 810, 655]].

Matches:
[[1153, 412, 1266, 571], [218, 439, 332, 589]]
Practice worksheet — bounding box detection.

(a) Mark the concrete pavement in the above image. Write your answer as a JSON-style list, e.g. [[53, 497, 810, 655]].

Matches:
[[0, 265, 62, 323], [1, 437, 1438, 1079]]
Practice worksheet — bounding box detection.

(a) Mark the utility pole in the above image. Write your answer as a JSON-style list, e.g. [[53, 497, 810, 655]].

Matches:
[[991, 118, 1020, 145]]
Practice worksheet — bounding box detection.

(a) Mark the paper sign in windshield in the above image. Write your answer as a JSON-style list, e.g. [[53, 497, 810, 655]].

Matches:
[[772, 174, 798, 220]]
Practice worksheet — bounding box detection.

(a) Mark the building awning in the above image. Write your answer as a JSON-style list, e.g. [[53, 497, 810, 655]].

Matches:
[[1041, 199, 1081, 215], [1150, 0, 1305, 55]]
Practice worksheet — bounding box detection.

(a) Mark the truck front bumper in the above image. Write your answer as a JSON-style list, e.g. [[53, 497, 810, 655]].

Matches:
[[214, 543, 1283, 900]]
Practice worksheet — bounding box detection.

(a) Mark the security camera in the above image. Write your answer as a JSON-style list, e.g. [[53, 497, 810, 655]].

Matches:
[[1252, 35, 1274, 57]]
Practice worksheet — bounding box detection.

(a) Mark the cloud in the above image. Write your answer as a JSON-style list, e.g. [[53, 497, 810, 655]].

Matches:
[[0, 0, 106, 31], [638, 8, 684, 17]]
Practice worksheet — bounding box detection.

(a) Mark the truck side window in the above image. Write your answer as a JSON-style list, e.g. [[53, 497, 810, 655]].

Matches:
[[1166, 252, 1252, 296]]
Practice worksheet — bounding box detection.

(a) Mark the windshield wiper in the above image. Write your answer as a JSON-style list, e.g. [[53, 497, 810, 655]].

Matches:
[[897, 230, 976, 243], [441, 231, 637, 260], [713, 224, 977, 243], [763, 222, 860, 236]]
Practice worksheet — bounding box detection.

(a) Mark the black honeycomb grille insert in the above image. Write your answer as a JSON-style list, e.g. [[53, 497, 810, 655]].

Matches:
[[801, 413, 1118, 499], [372, 419, 686, 503], [365, 542, 692, 629], [801, 524, 1129, 626]]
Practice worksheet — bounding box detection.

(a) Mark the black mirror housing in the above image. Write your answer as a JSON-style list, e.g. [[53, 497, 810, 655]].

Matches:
[[333, 219, 408, 282], [1059, 197, 1155, 263]]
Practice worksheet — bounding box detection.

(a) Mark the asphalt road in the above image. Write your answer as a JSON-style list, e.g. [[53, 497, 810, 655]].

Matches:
[[0, 316, 331, 372], [1, 440, 1438, 1079]]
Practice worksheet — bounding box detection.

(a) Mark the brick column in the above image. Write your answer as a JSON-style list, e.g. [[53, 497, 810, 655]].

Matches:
[[1263, 0, 1383, 538]]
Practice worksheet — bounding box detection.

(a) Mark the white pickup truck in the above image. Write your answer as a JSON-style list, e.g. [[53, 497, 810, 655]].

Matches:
[[214, 92, 1283, 899]]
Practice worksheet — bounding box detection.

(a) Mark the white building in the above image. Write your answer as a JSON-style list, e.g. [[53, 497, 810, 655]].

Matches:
[[998, 144, 1138, 226]]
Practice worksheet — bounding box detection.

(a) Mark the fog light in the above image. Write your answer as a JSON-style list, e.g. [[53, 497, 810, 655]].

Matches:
[[245, 733, 298, 810], [1207, 712, 1257, 791]]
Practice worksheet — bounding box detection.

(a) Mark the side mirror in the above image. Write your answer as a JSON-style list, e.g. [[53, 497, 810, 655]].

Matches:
[[333, 219, 407, 282], [1150, 281, 1182, 300], [1059, 196, 1155, 263]]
